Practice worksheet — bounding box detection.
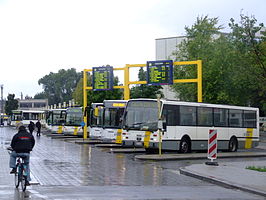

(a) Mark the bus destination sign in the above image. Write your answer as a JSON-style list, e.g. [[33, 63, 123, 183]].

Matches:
[[92, 66, 114, 91], [147, 60, 173, 85]]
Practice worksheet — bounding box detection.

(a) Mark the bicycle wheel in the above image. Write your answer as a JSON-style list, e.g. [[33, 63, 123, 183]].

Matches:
[[20, 165, 27, 191], [21, 175, 27, 191], [14, 169, 20, 188]]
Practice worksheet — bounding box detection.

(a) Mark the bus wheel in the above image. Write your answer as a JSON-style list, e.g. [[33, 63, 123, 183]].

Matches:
[[228, 137, 238, 152], [179, 137, 191, 153]]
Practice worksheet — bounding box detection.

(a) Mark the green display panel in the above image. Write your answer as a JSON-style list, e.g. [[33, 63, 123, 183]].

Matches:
[[92, 66, 113, 91], [147, 60, 173, 85]]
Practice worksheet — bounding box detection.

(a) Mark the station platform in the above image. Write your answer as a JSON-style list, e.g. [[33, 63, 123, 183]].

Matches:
[[180, 160, 266, 197]]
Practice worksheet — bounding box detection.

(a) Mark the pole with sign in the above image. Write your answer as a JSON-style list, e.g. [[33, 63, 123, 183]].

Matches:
[[92, 66, 114, 91], [147, 60, 173, 85]]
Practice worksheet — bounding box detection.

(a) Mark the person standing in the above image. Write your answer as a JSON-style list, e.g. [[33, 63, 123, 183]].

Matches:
[[9, 125, 35, 185], [36, 120, 41, 137], [28, 121, 35, 134]]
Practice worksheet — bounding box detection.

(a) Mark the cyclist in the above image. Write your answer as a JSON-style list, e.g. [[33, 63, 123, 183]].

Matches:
[[9, 125, 35, 186]]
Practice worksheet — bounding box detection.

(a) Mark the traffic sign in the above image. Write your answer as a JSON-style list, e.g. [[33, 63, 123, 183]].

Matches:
[[92, 66, 114, 91], [147, 60, 173, 85]]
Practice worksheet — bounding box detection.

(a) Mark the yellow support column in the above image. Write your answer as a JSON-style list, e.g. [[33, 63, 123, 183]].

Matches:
[[124, 65, 130, 100], [197, 60, 203, 103], [83, 70, 88, 139]]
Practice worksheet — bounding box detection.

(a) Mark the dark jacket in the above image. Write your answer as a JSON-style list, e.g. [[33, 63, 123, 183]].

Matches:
[[28, 122, 35, 132], [36, 121, 41, 129], [11, 130, 35, 153]]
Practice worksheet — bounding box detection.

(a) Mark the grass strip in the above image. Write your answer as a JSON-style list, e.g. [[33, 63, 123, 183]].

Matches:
[[246, 166, 266, 172]]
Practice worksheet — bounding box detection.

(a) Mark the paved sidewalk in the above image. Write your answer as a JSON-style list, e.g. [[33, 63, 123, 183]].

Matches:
[[0, 144, 14, 186], [180, 160, 266, 197]]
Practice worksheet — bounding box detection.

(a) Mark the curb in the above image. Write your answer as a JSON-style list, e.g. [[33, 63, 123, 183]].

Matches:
[[135, 152, 266, 161], [179, 167, 266, 197]]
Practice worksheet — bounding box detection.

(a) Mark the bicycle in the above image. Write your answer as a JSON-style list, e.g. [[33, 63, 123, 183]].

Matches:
[[7, 148, 29, 191]]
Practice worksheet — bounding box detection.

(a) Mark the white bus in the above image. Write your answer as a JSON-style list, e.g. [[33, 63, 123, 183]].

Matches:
[[63, 107, 83, 137], [122, 99, 259, 153], [88, 103, 104, 139], [10, 110, 45, 127], [46, 109, 66, 134], [101, 100, 127, 143]]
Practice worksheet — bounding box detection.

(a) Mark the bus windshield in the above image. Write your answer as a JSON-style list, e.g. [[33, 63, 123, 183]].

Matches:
[[123, 100, 159, 131], [65, 108, 83, 126], [104, 108, 124, 128], [53, 111, 66, 125], [90, 107, 104, 127]]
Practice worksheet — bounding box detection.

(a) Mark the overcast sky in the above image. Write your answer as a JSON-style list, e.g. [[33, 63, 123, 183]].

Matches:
[[0, 0, 265, 99]]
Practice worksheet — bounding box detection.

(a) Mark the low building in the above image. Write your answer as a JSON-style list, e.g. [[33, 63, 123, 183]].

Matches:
[[19, 99, 48, 111]]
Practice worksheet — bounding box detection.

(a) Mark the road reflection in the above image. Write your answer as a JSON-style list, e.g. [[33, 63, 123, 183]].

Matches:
[[13, 189, 30, 200]]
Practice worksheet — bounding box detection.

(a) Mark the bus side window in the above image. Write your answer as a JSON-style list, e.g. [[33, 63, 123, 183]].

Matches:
[[243, 110, 256, 128], [229, 109, 243, 127], [163, 104, 179, 129], [214, 108, 228, 127], [180, 106, 196, 126]]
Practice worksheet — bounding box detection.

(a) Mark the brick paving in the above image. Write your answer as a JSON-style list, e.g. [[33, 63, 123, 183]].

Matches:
[[1, 126, 265, 199]]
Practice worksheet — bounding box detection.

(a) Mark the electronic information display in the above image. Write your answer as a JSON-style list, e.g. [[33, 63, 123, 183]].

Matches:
[[92, 66, 114, 91], [147, 60, 173, 85]]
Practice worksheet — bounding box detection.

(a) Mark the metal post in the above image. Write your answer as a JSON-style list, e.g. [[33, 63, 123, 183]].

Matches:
[[124, 65, 130, 100], [197, 60, 202, 103], [157, 95, 162, 156], [83, 70, 88, 139], [0, 85, 3, 114]]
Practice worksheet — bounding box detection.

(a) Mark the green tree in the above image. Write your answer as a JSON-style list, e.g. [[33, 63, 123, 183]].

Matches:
[[229, 14, 266, 115], [130, 67, 164, 99], [5, 94, 18, 115], [172, 15, 266, 115], [37, 68, 82, 105], [34, 92, 47, 99], [172, 16, 230, 103]]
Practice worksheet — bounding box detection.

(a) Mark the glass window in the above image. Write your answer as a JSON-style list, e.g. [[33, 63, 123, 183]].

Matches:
[[214, 108, 228, 127], [162, 105, 179, 126], [124, 101, 158, 131], [180, 106, 196, 126], [90, 109, 97, 127], [53, 112, 65, 125], [20, 103, 32, 108], [65, 108, 83, 126], [34, 103, 46, 108], [243, 110, 257, 128], [23, 113, 30, 120], [104, 108, 124, 128], [31, 113, 39, 120], [98, 108, 104, 127], [197, 107, 213, 126], [229, 109, 243, 127]]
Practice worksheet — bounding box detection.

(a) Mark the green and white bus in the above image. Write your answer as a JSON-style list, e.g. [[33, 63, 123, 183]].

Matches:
[[46, 108, 66, 134], [122, 99, 259, 153], [10, 110, 45, 127], [101, 100, 128, 143], [88, 103, 104, 139], [63, 107, 83, 137]]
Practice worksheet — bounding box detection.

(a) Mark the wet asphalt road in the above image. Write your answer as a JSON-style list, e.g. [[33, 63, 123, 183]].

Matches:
[[0, 126, 265, 199]]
